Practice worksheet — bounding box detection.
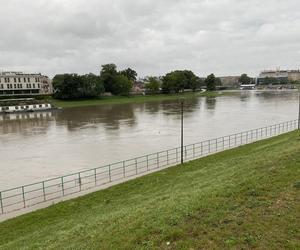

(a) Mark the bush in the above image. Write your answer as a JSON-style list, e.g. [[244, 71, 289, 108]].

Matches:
[[53, 74, 104, 99]]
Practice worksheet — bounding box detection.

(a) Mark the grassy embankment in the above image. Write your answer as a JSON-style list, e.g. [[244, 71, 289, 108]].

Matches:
[[0, 131, 299, 249], [48, 91, 229, 109]]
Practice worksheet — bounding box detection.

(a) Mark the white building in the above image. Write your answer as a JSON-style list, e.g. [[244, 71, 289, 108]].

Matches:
[[257, 69, 300, 84], [0, 72, 53, 96]]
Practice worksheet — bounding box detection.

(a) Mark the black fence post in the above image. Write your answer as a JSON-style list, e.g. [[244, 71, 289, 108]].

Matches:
[[0, 192, 3, 214]]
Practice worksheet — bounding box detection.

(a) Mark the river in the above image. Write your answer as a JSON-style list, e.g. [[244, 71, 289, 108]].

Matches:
[[0, 90, 299, 190]]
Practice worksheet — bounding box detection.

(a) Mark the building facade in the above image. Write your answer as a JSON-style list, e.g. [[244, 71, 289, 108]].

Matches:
[[0, 72, 53, 96], [218, 76, 240, 88], [287, 70, 300, 81], [257, 69, 300, 84]]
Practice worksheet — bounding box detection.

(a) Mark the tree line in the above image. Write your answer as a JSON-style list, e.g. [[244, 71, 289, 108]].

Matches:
[[52, 64, 254, 99], [53, 64, 136, 99]]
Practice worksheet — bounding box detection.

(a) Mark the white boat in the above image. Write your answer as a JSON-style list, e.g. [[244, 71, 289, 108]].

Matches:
[[240, 84, 256, 90], [0, 103, 54, 114]]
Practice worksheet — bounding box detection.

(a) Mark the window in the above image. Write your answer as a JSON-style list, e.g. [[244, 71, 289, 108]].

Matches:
[[14, 84, 17, 88], [39, 104, 42, 108], [18, 78, 21, 83], [38, 84, 40, 88], [33, 84, 35, 89], [24, 78, 26, 82], [28, 78, 30, 82], [0, 84, 3, 89], [15, 106, 19, 110], [14, 78, 16, 83]]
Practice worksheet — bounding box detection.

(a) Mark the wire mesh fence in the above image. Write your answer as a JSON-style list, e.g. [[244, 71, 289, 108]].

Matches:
[[0, 119, 298, 215]]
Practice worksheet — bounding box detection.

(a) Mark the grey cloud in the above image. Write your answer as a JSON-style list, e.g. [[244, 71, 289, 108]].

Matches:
[[0, 0, 299, 77]]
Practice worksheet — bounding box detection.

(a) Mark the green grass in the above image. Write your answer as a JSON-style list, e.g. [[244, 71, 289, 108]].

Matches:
[[0, 132, 299, 249], [48, 91, 230, 108]]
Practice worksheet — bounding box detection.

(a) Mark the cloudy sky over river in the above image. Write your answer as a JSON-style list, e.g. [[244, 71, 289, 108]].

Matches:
[[0, 0, 299, 77]]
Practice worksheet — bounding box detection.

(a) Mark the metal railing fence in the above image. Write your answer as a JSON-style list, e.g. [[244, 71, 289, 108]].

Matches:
[[0, 119, 298, 215]]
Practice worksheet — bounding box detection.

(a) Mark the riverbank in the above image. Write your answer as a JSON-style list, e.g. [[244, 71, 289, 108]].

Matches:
[[0, 131, 299, 249], [48, 91, 231, 108]]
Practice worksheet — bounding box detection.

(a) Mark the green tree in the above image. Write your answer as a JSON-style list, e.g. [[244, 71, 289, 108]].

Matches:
[[162, 71, 182, 93], [161, 70, 199, 93], [100, 64, 118, 93], [205, 74, 217, 91], [119, 68, 137, 82], [279, 78, 288, 85], [81, 74, 105, 97], [239, 74, 251, 85], [100, 64, 138, 95], [145, 76, 161, 94], [53, 73, 104, 99], [112, 75, 133, 96], [182, 70, 200, 91]]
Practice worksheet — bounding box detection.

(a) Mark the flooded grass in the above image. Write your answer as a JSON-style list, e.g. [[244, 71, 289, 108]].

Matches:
[[49, 91, 230, 108], [0, 131, 299, 249]]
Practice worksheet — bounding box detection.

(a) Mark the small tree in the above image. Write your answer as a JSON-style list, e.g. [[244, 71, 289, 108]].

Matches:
[[112, 75, 133, 96], [205, 74, 217, 91], [145, 76, 161, 94], [119, 68, 137, 82], [239, 74, 251, 85], [100, 64, 118, 93]]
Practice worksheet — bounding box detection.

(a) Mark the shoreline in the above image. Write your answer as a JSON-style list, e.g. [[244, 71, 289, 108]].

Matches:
[[47, 91, 235, 109]]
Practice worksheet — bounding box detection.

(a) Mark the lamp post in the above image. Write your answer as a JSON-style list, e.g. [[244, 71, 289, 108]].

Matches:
[[298, 89, 300, 130], [180, 98, 184, 164]]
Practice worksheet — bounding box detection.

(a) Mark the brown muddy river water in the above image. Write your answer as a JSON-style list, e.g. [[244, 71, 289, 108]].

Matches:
[[0, 90, 299, 189]]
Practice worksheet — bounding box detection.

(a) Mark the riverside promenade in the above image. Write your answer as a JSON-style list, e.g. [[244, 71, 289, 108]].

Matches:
[[0, 120, 297, 221]]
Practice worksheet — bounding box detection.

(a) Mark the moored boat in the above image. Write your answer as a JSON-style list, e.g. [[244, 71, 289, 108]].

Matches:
[[0, 103, 54, 114]]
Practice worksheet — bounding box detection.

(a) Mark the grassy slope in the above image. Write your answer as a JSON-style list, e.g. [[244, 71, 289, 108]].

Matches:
[[0, 132, 299, 249], [48, 91, 227, 108]]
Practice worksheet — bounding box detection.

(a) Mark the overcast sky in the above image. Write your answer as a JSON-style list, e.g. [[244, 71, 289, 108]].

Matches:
[[0, 0, 299, 78]]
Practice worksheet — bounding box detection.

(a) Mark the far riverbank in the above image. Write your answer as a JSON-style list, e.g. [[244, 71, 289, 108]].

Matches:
[[48, 91, 235, 109]]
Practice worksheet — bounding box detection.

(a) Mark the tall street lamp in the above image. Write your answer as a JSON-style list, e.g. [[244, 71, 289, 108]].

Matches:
[[180, 98, 184, 164], [298, 89, 300, 130]]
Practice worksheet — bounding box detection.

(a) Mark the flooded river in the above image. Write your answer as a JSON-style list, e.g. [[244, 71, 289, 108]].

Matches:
[[0, 90, 299, 189]]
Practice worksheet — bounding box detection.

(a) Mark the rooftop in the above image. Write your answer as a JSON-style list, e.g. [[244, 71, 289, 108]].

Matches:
[[0, 71, 43, 76]]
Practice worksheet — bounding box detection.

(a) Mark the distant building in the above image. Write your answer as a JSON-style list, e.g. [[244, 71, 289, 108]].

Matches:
[[218, 76, 240, 88], [131, 81, 145, 94], [0, 71, 53, 96], [257, 69, 300, 84], [287, 70, 300, 81]]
